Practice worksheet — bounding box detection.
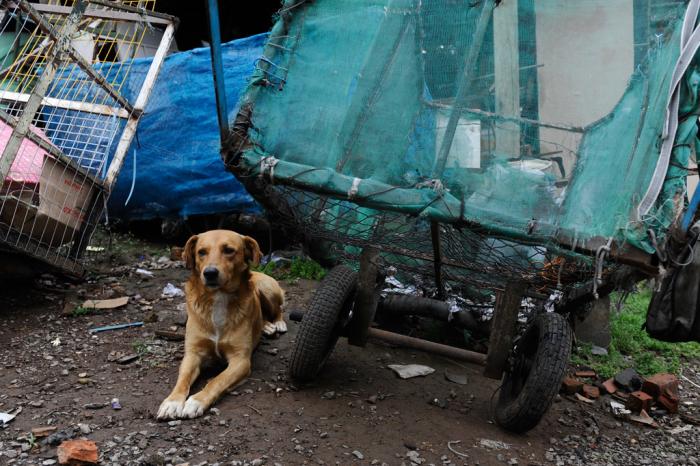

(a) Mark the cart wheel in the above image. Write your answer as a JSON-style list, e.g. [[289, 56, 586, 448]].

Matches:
[[495, 312, 572, 433], [289, 265, 358, 381]]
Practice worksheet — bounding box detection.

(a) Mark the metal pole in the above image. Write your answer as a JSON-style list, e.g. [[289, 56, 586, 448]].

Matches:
[[430, 221, 446, 300], [205, 0, 230, 145]]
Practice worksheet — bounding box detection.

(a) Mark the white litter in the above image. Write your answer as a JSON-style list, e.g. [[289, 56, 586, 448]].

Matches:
[[0, 407, 20, 426], [387, 364, 435, 379], [610, 400, 631, 418], [51, 337, 61, 347], [162, 283, 185, 298], [479, 439, 511, 450], [136, 268, 154, 278]]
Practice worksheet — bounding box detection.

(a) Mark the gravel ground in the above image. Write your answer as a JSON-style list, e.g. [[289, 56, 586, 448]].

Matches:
[[2, 235, 700, 465]]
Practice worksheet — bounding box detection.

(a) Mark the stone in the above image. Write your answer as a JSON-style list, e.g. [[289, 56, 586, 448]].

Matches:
[[615, 368, 644, 392], [352, 450, 364, 459], [57, 439, 98, 464]]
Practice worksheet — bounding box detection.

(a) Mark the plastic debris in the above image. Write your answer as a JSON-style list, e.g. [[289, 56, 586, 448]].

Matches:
[[51, 337, 61, 346], [110, 398, 122, 410], [82, 297, 129, 310], [610, 400, 631, 418], [479, 438, 511, 450], [0, 407, 20, 426], [135, 268, 154, 278], [388, 364, 435, 379], [162, 283, 185, 298], [88, 322, 144, 334]]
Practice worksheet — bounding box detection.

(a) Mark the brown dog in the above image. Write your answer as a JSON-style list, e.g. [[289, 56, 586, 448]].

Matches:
[[157, 230, 286, 419]]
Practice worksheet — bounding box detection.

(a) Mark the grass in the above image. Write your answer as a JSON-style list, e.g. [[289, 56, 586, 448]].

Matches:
[[71, 306, 92, 317], [572, 288, 700, 378], [253, 257, 326, 281], [132, 340, 150, 357]]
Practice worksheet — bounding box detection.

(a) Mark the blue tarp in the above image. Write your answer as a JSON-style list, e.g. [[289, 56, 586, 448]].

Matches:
[[48, 34, 266, 220]]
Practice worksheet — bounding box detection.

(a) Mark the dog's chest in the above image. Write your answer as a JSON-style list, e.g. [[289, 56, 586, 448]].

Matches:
[[209, 293, 229, 354]]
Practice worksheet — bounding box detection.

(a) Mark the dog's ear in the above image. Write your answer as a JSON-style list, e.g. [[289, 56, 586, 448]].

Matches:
[[243, 235, 262, 267], [183, 235, 199, 270]]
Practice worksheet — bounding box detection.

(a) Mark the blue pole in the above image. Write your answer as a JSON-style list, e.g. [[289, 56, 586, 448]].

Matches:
[[682, 186, 700, 232], [206, 0, 230, 145]]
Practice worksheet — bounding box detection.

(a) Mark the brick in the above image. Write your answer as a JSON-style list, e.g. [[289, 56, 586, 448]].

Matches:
[[30, 426, 57, 438], [626, 391, 653, 413], [657, 394, 679, 414], [561, 376, 584, 395], [575, 369, 596, 378], [642, 373, 679, 400], [170, 246, 184, 262], [57, 439, 98, 465], [602, 377, 618, 395], [582, 384, 600, 400]]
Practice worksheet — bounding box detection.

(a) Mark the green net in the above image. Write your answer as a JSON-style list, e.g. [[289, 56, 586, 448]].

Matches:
[[226, 0, 699, 295]]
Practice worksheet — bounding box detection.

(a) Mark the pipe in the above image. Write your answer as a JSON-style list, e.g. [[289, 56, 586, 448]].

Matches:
[[205, 0, 230, 145], [378, 294, 489, 334], [368, 328, 487, 366]]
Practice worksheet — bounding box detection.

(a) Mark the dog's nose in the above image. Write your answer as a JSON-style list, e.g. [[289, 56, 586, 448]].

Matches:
[[203, 267, 219, 281]]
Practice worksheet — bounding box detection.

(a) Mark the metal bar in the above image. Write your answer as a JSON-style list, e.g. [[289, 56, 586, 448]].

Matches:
[[347, 246, 380, 347], [368, 328, 487, 366], [205, 0, 230, 145], [484, 281, 526, 379], [104, 21, 175, 190], [0, 90, 129, 118], [86, 0, 178, 24], [18, 0, 136, 116], [32, 3, 173, 25], [0, 0, 88, 184], [430, 221, 445, 300], [0, 107, 104, 189], [432, 0, 495, 177]]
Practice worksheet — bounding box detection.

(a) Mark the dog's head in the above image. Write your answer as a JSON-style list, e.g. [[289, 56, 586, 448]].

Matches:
[[183, 230, 262, 291]]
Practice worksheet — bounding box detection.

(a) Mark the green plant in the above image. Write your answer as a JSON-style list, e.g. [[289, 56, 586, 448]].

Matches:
[[71, 306, 91, 317], [571, 288, 700, 378], [132, 340, 150, 356], [253, 257, 326, 281]]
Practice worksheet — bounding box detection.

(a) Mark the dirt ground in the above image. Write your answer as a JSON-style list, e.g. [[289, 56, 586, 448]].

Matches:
[[2, 235, 700, 466]]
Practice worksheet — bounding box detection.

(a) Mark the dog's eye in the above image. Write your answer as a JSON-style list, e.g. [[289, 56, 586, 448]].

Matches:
[[197, 249, 207, 257], [223, 246, 235, 255]]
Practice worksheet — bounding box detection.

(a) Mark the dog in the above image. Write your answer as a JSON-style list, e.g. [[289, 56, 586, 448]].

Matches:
[[157, 230, 286, 419]]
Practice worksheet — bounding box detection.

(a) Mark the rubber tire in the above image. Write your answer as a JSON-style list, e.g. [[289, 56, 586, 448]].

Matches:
[[495, 312, 572, 433], [289, 265, 358, 382]]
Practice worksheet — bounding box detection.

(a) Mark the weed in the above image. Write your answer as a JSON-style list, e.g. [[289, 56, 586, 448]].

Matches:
[[132, 340, 150, 356], [571, 288, 700, 378], [71, 306, 91, 317], [253, 257, 326, 281]]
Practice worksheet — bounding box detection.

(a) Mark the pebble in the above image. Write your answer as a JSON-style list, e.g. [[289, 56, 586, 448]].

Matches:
[[352, 450, 364, 459]]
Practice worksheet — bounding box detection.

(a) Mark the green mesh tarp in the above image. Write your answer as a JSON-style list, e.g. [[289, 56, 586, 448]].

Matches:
[[230, 0, 699, 260]]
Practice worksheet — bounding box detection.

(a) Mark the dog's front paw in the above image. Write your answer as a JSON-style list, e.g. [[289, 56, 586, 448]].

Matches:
[[263, 320, 287, 336], [274, 319, 287, 333], [157, 398, 185, 420], [181, 397, 206, 419]]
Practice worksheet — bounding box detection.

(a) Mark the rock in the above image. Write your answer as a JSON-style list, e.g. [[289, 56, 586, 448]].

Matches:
[[591, 345, 608, 356], [321, 391, 336, 400], [57, 439, 98, 464], [479, 439, 511, 450], [626, 391, 653, 413], [387, 364, 435, 379], [168, 420, 182, 427], [367, 395, 378, 404], [78, 424, 91, 435], [352, 450, 364, 459], [444, 370, 468, 385], [403, 440, 417, 450], [615, 368, 644, 392], [116, 354, 139, 365], [29, 400, 44, 407]]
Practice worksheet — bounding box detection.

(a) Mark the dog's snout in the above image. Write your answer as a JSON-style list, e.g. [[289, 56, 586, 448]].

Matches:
[[203, 267, 219, 281]]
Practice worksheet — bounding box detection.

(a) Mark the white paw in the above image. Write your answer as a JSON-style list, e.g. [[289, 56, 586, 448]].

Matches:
[[262, 322, 277, 336], [181, 397, 206, 419], [157, 398, 184, 420], [274, 319, 287, 334]]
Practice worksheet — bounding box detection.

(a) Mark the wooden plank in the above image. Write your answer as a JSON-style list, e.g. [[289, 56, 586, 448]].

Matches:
[[484, 281, 526, 379], [0, 90, 129, 118], [493, 0, 521, 157], [32, 3, 172, 25], [347, 246, 380, 347]]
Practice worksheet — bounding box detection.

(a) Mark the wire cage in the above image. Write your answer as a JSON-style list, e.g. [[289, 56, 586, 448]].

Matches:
[[0, 0, 175, 275], [223, 0, 697, 308]]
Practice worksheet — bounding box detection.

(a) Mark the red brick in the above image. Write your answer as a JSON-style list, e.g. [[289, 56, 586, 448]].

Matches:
[[561, 376, 584, 395], [626, 391, 653, 413], [602, 378, 618, 395], [657, 394, 679, 414], [30, 426, 57, 438], [642, 373, 679, 399], [57, 440, 98, 465], [575, 369, 596, 378], [582, 384, 600, 400]]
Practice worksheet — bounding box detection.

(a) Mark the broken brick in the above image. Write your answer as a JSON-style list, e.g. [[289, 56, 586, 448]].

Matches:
[[57, 439, 98, 465], [30, 426, 57, 438], [582, 384, 600, 400], [575, 369, 596, 378], [626, 391, 653, 413], [602, 377, 618, 395], [658, 394, 679, 414], [642, 373, 679, 400], [561, 376, 584, 395]]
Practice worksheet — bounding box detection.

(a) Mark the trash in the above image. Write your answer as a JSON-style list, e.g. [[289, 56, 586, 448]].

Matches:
[[135, 268, 154, 278], [610, 400, 631, 418], [614, 368, 644, 392], [574, 393, 595, 404], [57, 439, 98, 465], [560, 376, 583, 395], [669, 424, 693, 435], [447, 440, 469, 458], [82, 297, 129, 310], [582, 384, 600, 399], [626, 391, 653, 413], [110, 398, 122, 410], [479, 439, 511, 450], [591, 345, 609, 356], [629, 409, 658, 428], [116, 353, 139, 365], [51, 337, 61, 347], [31, 426, 57, 438], [0, 407, 20, 426], [388, 364, 435, 379], [602, 378, 618, 395], [444, 370, 468, 385], [88, 322, 144, 334], [155, 329, 185, 341], [85, 246, 105, 252], [162, 283, 185, 298]]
